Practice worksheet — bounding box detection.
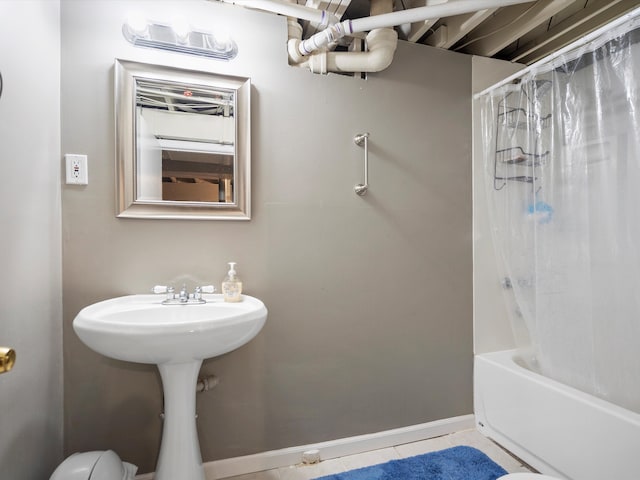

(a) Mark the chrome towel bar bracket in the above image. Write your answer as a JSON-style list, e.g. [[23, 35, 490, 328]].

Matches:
[[354, 132, 369, 196]]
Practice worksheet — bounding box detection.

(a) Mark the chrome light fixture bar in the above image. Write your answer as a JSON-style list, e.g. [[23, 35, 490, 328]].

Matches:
[[122, 20, 237, 60]]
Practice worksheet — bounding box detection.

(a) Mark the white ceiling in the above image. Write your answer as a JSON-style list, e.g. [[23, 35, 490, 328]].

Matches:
[[297, 0, 639, 65]]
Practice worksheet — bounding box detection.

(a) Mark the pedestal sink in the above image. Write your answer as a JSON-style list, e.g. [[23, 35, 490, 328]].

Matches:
[[73, 293, 267, 480]]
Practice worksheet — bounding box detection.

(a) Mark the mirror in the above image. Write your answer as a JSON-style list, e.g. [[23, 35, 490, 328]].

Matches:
[[115, 59, 250, 219]]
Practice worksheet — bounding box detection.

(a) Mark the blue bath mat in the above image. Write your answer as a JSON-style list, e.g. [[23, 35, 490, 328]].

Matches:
[[314, 446, 507, 480]]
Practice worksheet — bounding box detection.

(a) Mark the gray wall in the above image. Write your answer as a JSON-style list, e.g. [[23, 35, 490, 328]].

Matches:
[[0, 1, 63, 478], [61, 1, 472, 474]]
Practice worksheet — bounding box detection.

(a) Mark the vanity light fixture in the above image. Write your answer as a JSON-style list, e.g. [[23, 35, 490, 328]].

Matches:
[[122, 18, 237, 60]]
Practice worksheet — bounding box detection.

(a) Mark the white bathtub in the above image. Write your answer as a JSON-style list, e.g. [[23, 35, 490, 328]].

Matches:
[[474, 350, 640, 479]]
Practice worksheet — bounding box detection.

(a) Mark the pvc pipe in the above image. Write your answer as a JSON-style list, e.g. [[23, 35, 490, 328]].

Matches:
[[307, 28, 398, 74], [299, 0, 535, 56], [351, 0, 532, 31], [217, 0, 339, 27], [287, 18, 306, 65], [299, 22, 354, 55], [196, 375, 219, 393], [229, 0, 533, 74], [303, 0, 397, 74]]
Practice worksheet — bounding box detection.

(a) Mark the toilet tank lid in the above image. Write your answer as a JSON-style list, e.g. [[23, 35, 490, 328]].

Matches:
[[90, 450, 125, 480], [50, 450, 123, 480]]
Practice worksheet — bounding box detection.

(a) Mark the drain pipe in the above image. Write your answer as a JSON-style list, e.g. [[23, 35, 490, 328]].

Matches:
[[306, 28, 398, 74], [216, 0, 397, 73], [196, 375, 219, 393], [289, 0, 397, 74], [218, 0, 534, 74]]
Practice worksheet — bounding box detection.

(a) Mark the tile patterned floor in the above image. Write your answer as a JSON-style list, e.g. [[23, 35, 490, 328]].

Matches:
[[224, 428, 533, 480]]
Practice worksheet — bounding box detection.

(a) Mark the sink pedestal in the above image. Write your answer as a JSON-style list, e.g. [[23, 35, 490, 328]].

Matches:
[[155, 360, 205, 480]]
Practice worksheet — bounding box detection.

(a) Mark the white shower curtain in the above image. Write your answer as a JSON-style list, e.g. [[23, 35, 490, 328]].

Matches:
[[480, 12, 640, 413]]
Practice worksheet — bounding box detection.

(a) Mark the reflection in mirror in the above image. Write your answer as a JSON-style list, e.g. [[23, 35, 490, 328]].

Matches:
[[136, 80, 235, 202], [115, 59, 250, 220]]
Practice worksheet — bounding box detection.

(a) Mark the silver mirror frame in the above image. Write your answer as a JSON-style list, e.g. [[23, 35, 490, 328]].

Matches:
[[115, 59, 251, 220]]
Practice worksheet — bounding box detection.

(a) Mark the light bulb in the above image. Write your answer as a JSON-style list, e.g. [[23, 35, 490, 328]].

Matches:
[[172, 18, 191, 44], [213, 30, 233, 51], [125, 12, 149, 37]]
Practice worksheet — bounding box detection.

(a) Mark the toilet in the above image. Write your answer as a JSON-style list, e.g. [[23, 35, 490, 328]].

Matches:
[[499, 474, 561, 480], [49, 450, 137, 480]]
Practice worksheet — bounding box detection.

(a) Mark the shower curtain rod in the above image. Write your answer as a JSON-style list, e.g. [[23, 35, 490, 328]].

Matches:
[[474, 5, 640, 99]]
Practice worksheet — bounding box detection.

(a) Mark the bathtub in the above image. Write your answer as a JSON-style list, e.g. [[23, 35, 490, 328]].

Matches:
[[474, 350, 640, 479]]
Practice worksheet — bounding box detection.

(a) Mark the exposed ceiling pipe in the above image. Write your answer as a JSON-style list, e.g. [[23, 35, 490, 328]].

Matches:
[[298, 0, 536, 55], [284, 0, 397, 75], [303, 0, 397, 75], [217, 0, 535, 75], [216, 0, 339, 28], [307, 28, 398, 74]]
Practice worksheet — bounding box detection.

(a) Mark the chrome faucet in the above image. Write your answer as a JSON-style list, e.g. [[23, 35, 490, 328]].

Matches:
[[178, 285, 189, 303], [152, 284, 216, 305]]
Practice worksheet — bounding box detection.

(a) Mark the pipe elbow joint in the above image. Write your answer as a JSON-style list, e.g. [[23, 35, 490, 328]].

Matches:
[[287, 18, 303, 41], [366, 28, 398, 52], [363, 28, 398, 71], [323, 28, 397, 74], [299, 27, 398, 74], [288, 38, 307, 65], [308, 52, 329, 75]]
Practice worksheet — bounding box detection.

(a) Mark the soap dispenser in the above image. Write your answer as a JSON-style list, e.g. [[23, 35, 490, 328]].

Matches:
[[222, 262, 243, 302]]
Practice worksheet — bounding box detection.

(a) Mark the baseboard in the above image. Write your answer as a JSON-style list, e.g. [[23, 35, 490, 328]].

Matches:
[[136, 414, 474, 479]]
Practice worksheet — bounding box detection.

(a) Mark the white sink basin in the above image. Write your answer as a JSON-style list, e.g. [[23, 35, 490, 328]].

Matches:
[[73, 293, 267, 480], [73, 293, 267, 364]]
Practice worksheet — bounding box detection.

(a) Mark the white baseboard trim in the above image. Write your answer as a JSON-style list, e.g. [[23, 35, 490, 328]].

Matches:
[[136, 414, 475, 480]]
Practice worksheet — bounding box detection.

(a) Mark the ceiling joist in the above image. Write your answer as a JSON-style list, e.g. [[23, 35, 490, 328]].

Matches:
[[425, 8, 497, 48], [512, 0, 639, 64], [458, 0, 574, 57]]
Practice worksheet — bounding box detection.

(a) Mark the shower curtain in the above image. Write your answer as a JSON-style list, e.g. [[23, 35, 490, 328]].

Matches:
[[479, 12, 640, 413]]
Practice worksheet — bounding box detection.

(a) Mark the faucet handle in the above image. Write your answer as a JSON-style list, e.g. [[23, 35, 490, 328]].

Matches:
[[193, 285, 215, 301], [152, 286, 175, 302]]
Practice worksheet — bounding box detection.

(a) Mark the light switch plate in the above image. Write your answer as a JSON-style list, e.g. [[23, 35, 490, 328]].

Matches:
[[65, 154, 88, 185]]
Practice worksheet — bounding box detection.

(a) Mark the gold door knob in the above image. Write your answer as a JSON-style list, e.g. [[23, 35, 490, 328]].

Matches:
[[0, 347, 16, 374]]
